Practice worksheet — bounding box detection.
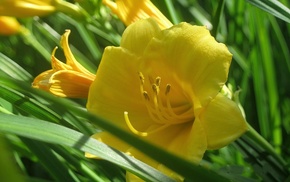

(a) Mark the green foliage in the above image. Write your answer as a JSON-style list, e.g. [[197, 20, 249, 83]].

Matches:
[[0, 0, 289, 181]]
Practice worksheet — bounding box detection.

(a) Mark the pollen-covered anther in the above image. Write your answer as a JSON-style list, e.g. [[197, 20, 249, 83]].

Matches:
[[155, 77, 161, 86], [152, 83, 159, 94], [165, 84, 171, 95], [143, 91, 150, 101]]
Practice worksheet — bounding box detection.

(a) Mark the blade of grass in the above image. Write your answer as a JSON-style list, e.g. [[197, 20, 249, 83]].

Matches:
[[0, 53, 33, 81], [246, 0, 290, 23], [248, 8, 270, 140], [0, 113, 174, 182], [255, 10, 281, 153], [164, 0, 180, 24], [21, 138, 81, 182], [212, 0, 225, 38]]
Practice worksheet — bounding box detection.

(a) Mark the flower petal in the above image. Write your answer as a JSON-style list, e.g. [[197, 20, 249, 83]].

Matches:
[[143, 23, 232, 109], [51, 48, 72, 71], [200, 93, 248, 149], [129, 120, 206, 163], [87, 46, 156, 130], [125, 120, 206, 181], [103, 0, 172, 29], [168, 119, 207, 163], [121, 18, 161, 56], [0, 16, 21, 35], [48, 70, 94, 98], [60, 30, 94, 76], [32, 69, 54, 90]]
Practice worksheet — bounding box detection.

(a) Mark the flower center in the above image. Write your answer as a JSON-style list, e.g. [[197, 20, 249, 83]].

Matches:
[[124, 72, 194, 137]]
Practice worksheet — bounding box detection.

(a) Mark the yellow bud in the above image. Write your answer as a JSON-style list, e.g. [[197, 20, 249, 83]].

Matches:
[[0, 16, 21, 35]]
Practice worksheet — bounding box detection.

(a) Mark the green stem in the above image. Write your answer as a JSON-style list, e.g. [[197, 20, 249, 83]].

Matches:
[[245, 123, 287, 167]]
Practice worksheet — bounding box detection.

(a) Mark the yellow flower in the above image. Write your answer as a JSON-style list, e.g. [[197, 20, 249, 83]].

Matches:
[[32, 30, 95, 98], [103, 0, 173, 29], [0, 16, 21, 35], [86, 18, 248, 180], [0, 0, 56, 17]]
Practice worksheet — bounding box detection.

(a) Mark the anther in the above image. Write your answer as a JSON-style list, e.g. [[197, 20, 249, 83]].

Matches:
[[165, 84, 171, 95], [152, 84, 159, 94], [143, 91, 150, 101], [155, 77, 161, 86]]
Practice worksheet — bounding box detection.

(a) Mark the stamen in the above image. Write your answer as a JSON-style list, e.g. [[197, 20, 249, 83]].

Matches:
[[124, 111, 172, 137], [155, 77, 161, 86], [143, 91, 150, 101], [139, 72, 144, 84], [136, 72, 194, 127], [139, 72, 145, 93], [152, 84, 159, 94], [165, 84, 171, 95]]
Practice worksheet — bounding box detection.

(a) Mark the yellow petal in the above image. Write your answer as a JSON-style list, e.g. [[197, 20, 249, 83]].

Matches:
[[32, 69, 54, 90], [121, 18, 160, 56], [60, 30, 95, 76], [0, 16, 20, 35], [87, 46, 155, 130], [103, 0, 172, 29], [128, 121, 206, 166], [126, 172, 143, 182], [49, 70, 94, 98], [33, 70, 93, 98], [200, 93, 248, 149], [85, 132, 131, 158], [142, 23, 232, 109], [0, 1, 55, 17], [168, 119, 207, 163], [51, 48, 72, 71]]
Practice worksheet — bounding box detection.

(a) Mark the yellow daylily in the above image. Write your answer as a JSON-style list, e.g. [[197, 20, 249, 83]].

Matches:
[[0, 0, 56, 17], [103, 0, 173, 29], [0, 16, 21, 35], [32, 30, 95, 98], [86, 18, 248, 180]]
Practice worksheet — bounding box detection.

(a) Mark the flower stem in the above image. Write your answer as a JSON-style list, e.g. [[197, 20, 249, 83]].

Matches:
[[245, 123, 287, 167]]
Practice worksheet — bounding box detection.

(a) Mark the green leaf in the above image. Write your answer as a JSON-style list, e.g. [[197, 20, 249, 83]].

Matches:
[[246, 0, 290, 23], [0, 113, 174, 182], [0, 53, 33, 82]]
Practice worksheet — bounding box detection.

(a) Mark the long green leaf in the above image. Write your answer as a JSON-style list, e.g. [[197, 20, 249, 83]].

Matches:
[[0, 113, 174, 182], [21, 138, 80, 182], [246, 0, 290, 23], [0, 53, 33, 82]]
